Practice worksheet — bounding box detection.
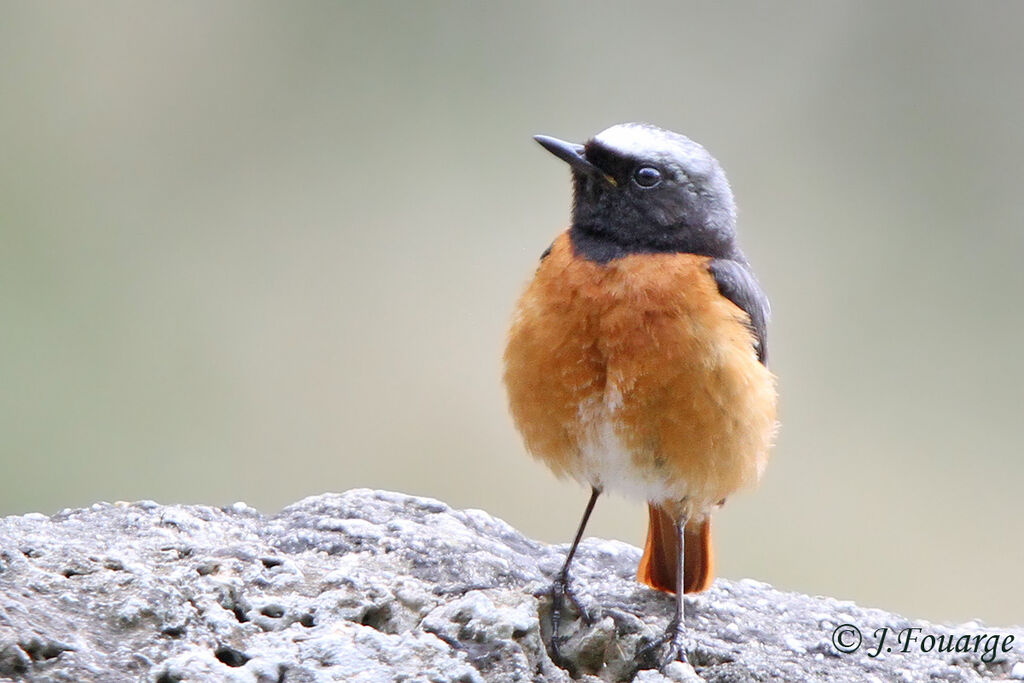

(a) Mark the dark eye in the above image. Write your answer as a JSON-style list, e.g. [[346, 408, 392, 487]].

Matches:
[[633, 166, 662, 188]]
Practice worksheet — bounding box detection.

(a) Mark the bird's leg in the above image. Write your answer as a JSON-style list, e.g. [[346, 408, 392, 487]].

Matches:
[[636, 514, 690, 670], [545, 486, 601, 663]]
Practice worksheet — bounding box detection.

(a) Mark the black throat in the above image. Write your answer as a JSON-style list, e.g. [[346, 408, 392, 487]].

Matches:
[[568, 224, 740, 265]]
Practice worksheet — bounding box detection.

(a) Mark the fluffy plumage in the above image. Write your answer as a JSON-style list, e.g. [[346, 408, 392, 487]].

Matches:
[[504, 123, 777, 600], [504, 233, 776, 523]]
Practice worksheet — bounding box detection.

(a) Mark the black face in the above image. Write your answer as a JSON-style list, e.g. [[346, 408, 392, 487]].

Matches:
[[554, 125, 741, 264]]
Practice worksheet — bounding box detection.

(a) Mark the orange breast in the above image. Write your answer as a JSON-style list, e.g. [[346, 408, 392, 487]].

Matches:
[[503, 232, 777, 519]]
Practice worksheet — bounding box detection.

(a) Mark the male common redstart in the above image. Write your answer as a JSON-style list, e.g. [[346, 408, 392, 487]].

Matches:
[[503, 123, 777, 668]]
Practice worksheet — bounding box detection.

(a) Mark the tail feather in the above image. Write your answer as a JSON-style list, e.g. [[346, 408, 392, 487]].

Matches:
[[637, 504, 714, 594]]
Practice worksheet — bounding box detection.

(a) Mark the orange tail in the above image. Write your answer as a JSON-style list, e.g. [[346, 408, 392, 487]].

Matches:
[[637, 504, 714, 594]]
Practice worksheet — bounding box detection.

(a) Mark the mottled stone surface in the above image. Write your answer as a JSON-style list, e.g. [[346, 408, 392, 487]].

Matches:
[[0, 490, 1019, 682]]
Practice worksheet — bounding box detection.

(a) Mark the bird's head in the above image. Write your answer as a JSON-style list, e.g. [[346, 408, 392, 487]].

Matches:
[[535, 123, 739, 264]]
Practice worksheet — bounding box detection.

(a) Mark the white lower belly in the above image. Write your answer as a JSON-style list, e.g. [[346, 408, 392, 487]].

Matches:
[[571, 397, 679, 504]]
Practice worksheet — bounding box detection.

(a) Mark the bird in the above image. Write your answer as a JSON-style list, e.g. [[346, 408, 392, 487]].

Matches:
[[502, 123, 777, 669]]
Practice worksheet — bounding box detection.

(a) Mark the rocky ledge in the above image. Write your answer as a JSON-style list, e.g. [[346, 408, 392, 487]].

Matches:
[[0, 489, 1020, 682]]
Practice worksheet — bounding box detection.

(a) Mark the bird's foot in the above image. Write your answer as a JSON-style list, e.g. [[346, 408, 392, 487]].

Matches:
[[549, 573, 594, 626], [635, 617, 689, 671], [537, 574, 594, 667]]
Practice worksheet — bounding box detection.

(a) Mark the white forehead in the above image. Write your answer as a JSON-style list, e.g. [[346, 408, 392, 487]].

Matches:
[[592, 123, 715, 174]]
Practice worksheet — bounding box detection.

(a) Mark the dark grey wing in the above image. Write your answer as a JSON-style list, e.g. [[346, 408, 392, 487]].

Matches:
[[708, 258, 770, 365]]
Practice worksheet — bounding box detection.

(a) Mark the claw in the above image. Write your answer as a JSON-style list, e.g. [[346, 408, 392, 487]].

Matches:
[[551, 574, 593, 625], [635, 618, 689, 671], [546, 574, 593, 666]]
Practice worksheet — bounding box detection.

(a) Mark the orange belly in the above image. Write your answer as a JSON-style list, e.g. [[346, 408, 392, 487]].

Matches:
[[503, 232, 777, 520]]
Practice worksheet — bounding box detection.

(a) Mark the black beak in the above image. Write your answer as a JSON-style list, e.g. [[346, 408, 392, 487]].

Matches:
[[533, 135, 617, 186]]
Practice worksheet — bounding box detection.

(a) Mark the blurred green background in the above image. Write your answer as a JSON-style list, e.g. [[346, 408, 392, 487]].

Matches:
[[2, 2, 1021, 627]]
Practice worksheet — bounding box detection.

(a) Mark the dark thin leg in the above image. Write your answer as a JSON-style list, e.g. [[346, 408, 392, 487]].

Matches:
[[559, 487, 601, 585], [663, 516, 689, 666], [547, 486, 601, 663], [635, 512, 690, 670]]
